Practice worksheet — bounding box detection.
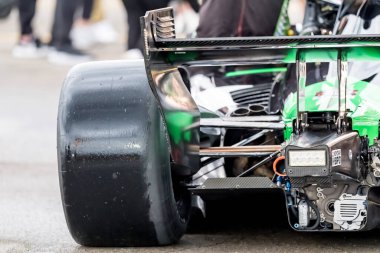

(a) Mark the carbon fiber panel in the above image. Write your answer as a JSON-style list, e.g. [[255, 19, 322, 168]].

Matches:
[[156, 35, 380, 48], [288, 167, 329, 177], [290, 177, 332, 188], [194, 177, 275, 191]]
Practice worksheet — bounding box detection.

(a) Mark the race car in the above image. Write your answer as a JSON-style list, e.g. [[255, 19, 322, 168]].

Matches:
[[57, 7, 380, 247]]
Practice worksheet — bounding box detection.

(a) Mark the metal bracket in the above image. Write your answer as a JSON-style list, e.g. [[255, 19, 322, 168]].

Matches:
[[337, 49, 348, 133], [296, 50, 307, 135]]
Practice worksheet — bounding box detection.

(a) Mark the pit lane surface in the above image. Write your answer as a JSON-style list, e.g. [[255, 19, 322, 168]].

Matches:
[[2, 2, 380, 253]]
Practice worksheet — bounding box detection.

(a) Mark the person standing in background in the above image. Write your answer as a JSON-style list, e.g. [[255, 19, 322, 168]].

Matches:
[[12, 0, 46, 58], [197, 0, 283, 38], [70, 0, 118, 50], [13, 0, 92, 64], [48, 0, 92, 65], [121, 0, 170, 59]]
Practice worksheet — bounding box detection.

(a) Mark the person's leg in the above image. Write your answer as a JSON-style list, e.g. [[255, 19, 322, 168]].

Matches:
[[51, 0, 79, 49], [18, 0, 36, 37], [49, 0, 91, 65], [122, 0, 170, 51], [122, 0, 145, 51], [82, 0, 94, 20], [13, 0, 48, 58]]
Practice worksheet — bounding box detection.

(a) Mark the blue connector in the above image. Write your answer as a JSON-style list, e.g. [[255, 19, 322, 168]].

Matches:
[[276, 176, 283, 187], [285, 180, 291, 192]]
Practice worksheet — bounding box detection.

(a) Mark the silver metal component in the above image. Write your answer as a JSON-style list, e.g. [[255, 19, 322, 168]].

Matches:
[[154, 10, 176, 39], [143, 29, 149, 56], [298, 200, 310, 228], [199, 130, 273, 157], [326, 132, 358, 147], [371, 156, 380, 177], [200, 118, 284, 129], [192, 158, 226, 186], [200, 127, 222, 136], [317, 187, 326, 199], [191, 195, 206, 218], [296, 52, 307, 133], [224, 116, 282, 122], [320, 212, 326, 223], [337, 50, 348, 133], [232, 130, 270, 147], [333, 194, 367, 230], [199, 151, 272, 157], [338, 60, 348, 116], [199, 145, 281, 157]]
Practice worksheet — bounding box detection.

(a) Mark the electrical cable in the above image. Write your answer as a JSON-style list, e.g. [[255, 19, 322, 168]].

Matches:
[[304, 199, 321, 230], [237, 148, 284, 177]]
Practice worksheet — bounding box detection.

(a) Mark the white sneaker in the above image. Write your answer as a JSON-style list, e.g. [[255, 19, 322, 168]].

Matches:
[[12, 39, 49, 59], [48, 46, 92, 66], [91, 20, 117, 44], [71, 20, 118, 50], [70, 25, 97, 50]]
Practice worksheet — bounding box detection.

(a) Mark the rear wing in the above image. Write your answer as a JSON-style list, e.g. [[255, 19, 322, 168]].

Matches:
[[141, 8, 380, 65], [140, 8, 380, 173]]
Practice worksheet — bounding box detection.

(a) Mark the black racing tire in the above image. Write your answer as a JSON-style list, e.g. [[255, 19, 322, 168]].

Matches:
[[57, 60, 190, 246]]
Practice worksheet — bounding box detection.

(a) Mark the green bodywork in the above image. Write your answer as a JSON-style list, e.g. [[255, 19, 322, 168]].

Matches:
[[165, 111, 193, 145], [282, 47, 380, 145], [164, 45, 380, 147], [283, 79, 380, 145]]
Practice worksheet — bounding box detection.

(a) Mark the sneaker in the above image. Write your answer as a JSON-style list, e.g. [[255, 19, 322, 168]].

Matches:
[[12, 38, 49, 59], [70, 24, 97, 50], [47, 45, 92, 65], [71, 20, 118, 50], [91, 20, 117, 44]]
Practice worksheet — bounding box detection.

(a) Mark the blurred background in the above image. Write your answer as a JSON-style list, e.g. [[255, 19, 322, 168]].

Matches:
[[0, 0, 126, 164]]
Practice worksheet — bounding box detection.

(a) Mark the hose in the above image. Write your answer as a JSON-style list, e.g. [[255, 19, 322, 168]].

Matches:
[[273, 156, 286, 177]]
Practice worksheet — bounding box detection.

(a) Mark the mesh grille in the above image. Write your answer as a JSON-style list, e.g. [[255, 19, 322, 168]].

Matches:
[[340, 204, 358, 218], [230, 83, 272, 107]]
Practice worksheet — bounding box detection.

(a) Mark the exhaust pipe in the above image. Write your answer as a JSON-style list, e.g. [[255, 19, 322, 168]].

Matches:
[[248, 104, 266, 116], [230, 105, 266, 117], [230, 107, 250, 117]]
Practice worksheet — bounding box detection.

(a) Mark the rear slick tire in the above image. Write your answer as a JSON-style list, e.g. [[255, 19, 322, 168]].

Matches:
[[57, 60, 190, 246]]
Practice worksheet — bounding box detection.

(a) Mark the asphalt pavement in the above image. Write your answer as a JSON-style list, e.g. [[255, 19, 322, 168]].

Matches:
[[2, 1, 380, 253]]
